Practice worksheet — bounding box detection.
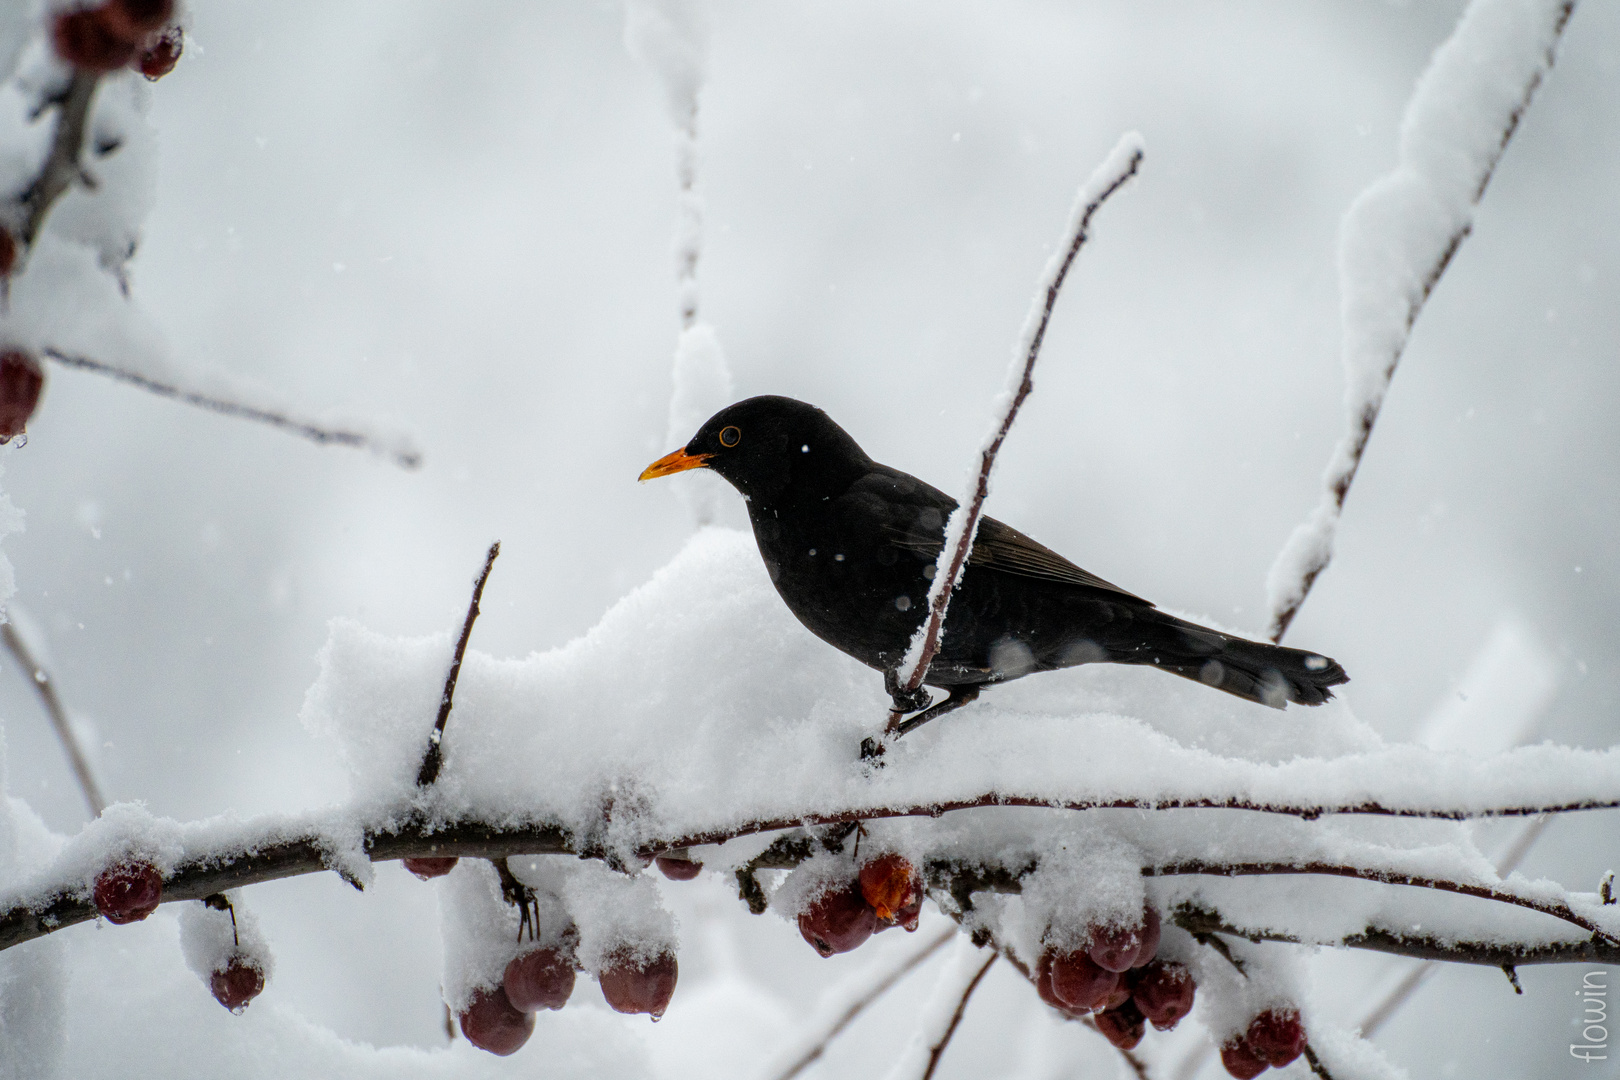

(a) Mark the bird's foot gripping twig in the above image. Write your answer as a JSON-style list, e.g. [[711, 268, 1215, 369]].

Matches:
[[864, 681, 982, 763], [895, 685, 980, 738]]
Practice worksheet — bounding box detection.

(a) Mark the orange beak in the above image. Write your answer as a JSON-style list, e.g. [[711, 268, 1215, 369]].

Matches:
[[638, 446, 712, 481]]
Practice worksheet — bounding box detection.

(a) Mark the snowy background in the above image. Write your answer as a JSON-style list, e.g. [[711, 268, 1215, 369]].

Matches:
[[2, 1, 1618, 1077]]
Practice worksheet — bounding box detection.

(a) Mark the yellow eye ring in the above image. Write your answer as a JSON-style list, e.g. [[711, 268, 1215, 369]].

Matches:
[[718, 425, 741, 448]]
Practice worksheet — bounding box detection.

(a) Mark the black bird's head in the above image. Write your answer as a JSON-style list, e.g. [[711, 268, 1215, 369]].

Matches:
[[639, 395, 873, 504]]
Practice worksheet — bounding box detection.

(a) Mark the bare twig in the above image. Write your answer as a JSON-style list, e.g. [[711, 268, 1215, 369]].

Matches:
[[768, 924, 956, 1080], [915, 952, 996, 1080], [1265, 0, 1577, 641], [1145, 858, 1616, 943], [42, 349, 422, 469], [17, 72, 100, 249], [889, 134, 1144, 724], [1358, 812, 1554, 1035], [1, 621, 105, 817], [416, 541, 501, 787]]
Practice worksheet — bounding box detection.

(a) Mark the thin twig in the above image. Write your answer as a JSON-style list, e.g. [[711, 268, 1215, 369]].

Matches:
[[1265, 0, 1577, 642], [42, 349, 422, 469], [416, 541, 501, 787], [1145, 858, 1616, 943], [769, 924, 957, 1080], [890, 134, 1144, 718], [1358, 812, 1554, 1036], [18, 72, 100, 249], [1, 621, 105, 817], [916, 952, 997, 1080]]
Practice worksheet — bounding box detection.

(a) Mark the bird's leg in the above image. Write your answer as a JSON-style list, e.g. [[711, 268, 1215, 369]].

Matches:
[[894, 685, 981, 739]]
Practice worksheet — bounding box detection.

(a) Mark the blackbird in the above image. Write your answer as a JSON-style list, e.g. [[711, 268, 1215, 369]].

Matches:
[[641, 396, 1346, 729]]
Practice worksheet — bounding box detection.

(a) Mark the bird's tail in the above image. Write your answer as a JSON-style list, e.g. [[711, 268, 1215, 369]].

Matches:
[[1106, 611, 1348, 708]]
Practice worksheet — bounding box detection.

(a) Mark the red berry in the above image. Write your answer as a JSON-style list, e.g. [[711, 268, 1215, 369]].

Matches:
[[503, 947, 574, 1012], [0, 228, 15, 278], [1131, 960, 1196, 1030], [51, 10, 137, 71], [1093, 999, 1147, 1051], [655, 855, 702, 881], [1220, 1038, 1269, 1079], [1247, 1008, 1306, 1067], [100, 0, 175, 42], [598, 951, 677, 1019], [1033, 953, 1087, 1018], [459, 985, 534, 1055], [859, 853, 922, 926], [93, 861, 163, 924], [1132, 906, 1161, 967], [0, 350, 43, 444], [1088, 921, 1143, 973], [402, 856, 458, 880], [209, 957, 265, 1013], [798, 880, 876, 957], [1048, 949, 1118, 1012], [137, 27, 181, 80]]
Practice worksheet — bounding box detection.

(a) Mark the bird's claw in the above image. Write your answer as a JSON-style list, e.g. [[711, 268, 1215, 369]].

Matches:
[[883, 668, 933, 715]]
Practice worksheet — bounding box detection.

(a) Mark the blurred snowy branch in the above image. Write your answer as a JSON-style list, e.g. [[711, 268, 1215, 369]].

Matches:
[[1265, 0, 1577, 642], [15, 70, 99, 252], [878, 935, 996, 1080], [891, 133, 1144, 726], [0, 619, 104, 818], [43, 348, 423, 468]]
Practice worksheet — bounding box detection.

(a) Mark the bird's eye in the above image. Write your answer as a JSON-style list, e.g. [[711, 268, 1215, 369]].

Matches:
[[718, 426, 741, 448]]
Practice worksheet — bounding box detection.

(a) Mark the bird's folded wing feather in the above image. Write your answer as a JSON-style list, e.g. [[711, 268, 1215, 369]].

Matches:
[[881, 512, 1149, 603]]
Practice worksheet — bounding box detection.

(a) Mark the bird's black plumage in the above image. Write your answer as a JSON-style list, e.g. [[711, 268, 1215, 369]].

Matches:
[[641, 395, 1347, 710]]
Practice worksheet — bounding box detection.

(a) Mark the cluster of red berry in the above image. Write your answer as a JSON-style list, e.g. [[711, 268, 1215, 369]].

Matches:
[[93, 860, 266, 1012], [404, 855, 680, 1056], [796, 853, 925, 958], [1219, 1008, 1307, 1078], [51, 0, 182, 79], [1033, 906, 1193, 1051]]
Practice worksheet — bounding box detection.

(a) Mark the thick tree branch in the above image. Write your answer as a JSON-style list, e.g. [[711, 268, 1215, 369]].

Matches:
[[1146, 858, 1615, 942], [1, 621, 105, 818], [42, 348, 422, 469], [890, 134, 1144, 723], [416, 541, 501, 787]]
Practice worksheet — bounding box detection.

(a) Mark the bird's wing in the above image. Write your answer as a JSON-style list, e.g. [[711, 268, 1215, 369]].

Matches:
[[875, 500, 1149, 603]]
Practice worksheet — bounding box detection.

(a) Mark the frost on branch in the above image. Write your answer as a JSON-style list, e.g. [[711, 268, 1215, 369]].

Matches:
[[1266, 0, 1575, 641]]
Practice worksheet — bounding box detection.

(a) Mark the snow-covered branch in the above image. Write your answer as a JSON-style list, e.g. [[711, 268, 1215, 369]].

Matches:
[[16, 71, 99, 252], [43, 348, 422, 468], [1265, 0, 1577, 641], [415, 541, 501, 787], [892, 133, 1144, 708], [1, 619, 105, 818]]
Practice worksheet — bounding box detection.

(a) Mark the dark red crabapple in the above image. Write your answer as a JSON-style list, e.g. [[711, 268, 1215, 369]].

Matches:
[[1048, 949, 1118, 1012], [93, 861, 163, 924], [1220, 1037, 1270, 1079], [1131, 960, 1196, 1030], [99, 0, 175, 41], [859, 853, 922, 929], [1093, 999, 1147, 1051], [1247, 1008, 1306, 1067], [459, 986, 534, 1056], [1087, 922, 1143, 974], [1033, 953, 1087, 1018], [598, 951, 678, 1019], [798, 880, 877, 957], [51, 10, 138, 71], [0, 350, 43, 444], [209, 958, 265, 1013], [402, 856, 458, 880], [503, 947, 575, 1012], [137, 27, 182, 80], [655, 855, 703, 881]]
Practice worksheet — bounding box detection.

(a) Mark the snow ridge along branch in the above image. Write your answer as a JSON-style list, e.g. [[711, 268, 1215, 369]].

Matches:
[[1264, 0, 1578, 642], [893, 133, 1145, 704]]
